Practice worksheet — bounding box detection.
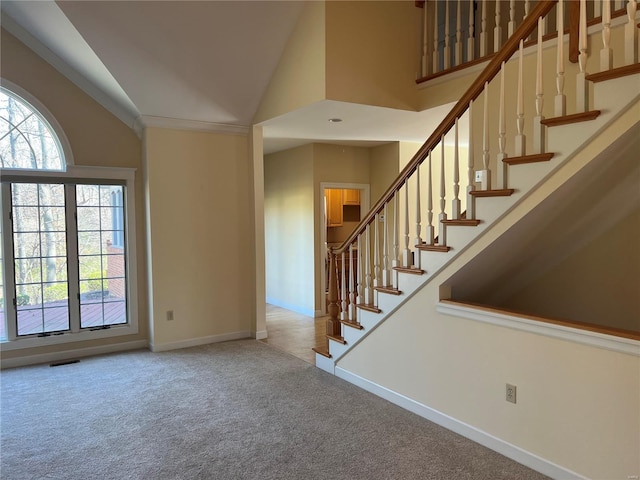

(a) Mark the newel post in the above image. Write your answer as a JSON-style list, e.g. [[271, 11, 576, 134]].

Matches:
[[326, 249, 341, 337]]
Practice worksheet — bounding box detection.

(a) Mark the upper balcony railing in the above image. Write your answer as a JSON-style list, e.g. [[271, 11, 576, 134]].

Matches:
[[416, 0, 633, 83]]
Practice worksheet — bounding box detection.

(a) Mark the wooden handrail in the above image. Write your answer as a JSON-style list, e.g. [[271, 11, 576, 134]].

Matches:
[[332, 0, 558, 256]]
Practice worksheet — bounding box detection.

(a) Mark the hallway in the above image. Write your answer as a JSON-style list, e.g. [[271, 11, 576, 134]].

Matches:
[[260, 304, 327, 365]]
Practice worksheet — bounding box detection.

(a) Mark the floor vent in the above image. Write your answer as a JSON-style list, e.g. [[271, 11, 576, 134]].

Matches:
[[49, 359, 80, 367]]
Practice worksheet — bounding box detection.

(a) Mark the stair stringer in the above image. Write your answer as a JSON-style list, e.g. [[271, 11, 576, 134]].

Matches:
[[320, 74, 640, 369], [329, 99, 640, 480]]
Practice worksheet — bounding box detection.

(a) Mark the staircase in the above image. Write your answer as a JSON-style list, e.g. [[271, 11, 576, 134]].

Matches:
[[313, 0, 640, 373]]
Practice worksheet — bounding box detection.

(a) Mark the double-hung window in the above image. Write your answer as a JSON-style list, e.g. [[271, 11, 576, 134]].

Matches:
[[0, 84, 138, 349]]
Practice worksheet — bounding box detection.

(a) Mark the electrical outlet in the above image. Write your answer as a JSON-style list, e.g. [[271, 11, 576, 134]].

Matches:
[[166, 310, 174, 321], [506, 383, 517, 404]]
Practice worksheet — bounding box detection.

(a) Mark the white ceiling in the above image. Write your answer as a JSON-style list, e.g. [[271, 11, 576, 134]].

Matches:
[[1, 0, 451, 154]]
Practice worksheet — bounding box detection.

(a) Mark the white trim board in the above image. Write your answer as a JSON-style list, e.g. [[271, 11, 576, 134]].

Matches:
[[139, 115, 249, 135], [0, 340, 148, 369], [437, 302, 640, 357], [335, 367, 588, 480], [149, 330, 251, 353]]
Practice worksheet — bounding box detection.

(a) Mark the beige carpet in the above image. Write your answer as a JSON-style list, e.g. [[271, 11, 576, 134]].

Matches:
[[0, 339, 549, 479]]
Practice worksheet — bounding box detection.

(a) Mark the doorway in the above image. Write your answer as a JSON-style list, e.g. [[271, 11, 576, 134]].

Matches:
[[319, 183, 370, 316]]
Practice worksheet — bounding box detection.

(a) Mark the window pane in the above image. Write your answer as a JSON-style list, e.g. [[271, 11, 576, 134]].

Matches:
[[39, 184, 65, 206], [104, 301, 126, 325], [11, 183, 38, 205], [80, 303, 103, 328], [76, 184, 99, 207], [14, 258, 42, 285], [77, 207, 100, 231], [43, 306, 69, 333], [39, 206, 66, 232], [13, 232, 41, 258], [78, 231, 101, 255], [43, 281, 68, 304], [16, 283, 42, 309], [12, 206, 39, 232], [80, 279, 105, 304], [17, 309, 43, 336], [79, 255, 103, 281]]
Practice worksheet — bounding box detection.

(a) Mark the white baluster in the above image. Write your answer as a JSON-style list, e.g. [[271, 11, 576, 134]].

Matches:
[[515, 40, 526, 156], [480, 0, 488, 57], [374, 213, 381, 287], [402, 181, 411, 267], [453, 118, 461, 218], [524, 0, 531, 41], [555, 0, 567, 117], [508, 0, 516, 37], [426, 150, 435, 243], [533, 17, 546, 154], [392, 191, 399, 288], [577, 0, 589, 113], [382, 202, 390, 286], [601, 0, 613, 71], [494, 0, 503, 52], [416, 165, 423, 239], [444, 0, 451, 69], [479, 82, 491, 190], [468, 0, 475, 62], [467, 101, 476, 220], [456, 0, 463, 66], [422, 0, 429, 77], [625, 0, 638, 65], [433, 0, 440, 73], [439, 136, 448, 246], [341, 251, 347, 320], [365, 223, 372, 305], [357, 234, 363, 310], [349, 243, 356, 322], [497, 61, 508, 189]]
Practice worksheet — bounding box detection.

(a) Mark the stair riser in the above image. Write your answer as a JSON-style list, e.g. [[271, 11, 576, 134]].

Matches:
[[343, 326, 363, 345], [327, 338, 350, 358], [315, 353, 335, 374]]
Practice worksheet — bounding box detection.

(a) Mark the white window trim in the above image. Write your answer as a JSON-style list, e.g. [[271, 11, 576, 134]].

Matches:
[[1, 165, 139, 351]]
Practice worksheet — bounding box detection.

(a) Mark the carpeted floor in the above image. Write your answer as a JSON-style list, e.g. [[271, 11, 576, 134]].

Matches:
[[0, 340, 549, 480]]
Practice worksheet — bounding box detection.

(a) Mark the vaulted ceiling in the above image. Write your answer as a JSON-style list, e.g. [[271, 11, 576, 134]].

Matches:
[[1, 1, 451, 154]]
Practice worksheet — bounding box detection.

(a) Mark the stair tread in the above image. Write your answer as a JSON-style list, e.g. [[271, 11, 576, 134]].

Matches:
[[327, 334, 346, 345], [312, 346, 331, 358], [340, 319, 364, 330], [470, 189, 515, 197], [503, 153, 554, 165], [540, 110, 601, 127], [374, 286, 402, 295], [586, 63, 640, 83], [357, 303, 382, 313], [416, 243, 451, 252], [441, 219, 481, 226], [392, 266, 426, 275]]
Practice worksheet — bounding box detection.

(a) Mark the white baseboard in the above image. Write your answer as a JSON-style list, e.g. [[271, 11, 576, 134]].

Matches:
[[0, 340, 149, 369], [254, 330, 268, 340], [335, 367, 588, 480], [149, 330, 251, 352]]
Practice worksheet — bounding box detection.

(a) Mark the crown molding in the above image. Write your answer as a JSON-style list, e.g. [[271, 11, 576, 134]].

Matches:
[[139, 115, 250, 135]]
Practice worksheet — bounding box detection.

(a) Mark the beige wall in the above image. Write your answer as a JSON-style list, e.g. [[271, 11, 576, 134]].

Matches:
[[264, 144, 315, 316], [503, 208, 640, 332], [144, 128, 253, 349], [0, 28, 147, 362], [253, 1, 326, 124], [325, 1, 421, 111]]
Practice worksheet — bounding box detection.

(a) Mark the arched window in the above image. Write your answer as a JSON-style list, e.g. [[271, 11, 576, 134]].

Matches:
[[0, 86, 65, 171]]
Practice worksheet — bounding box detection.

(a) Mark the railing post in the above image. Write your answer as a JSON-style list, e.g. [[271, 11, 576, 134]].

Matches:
[[468, 0, 475, 62], [555, 0, 567, 117], [365, 223, 372, 304], [444, 0, 451, 69], [340, 251, 347, 321], [601, 0, 613, 71], [467, 101, 476, 220], [433, 0, 440, 73], [392, 191, 400, 288], [439, 136, 448, 245], [480, 0, 488, 57], [508, 0, 516, 37], [515, 40, 526, 156], [479, 82, 491, 190], [422, 0, 430, 77], [497, 61, 508, 189], [576, 0, 589, 112], [402, 180, 412, 267], [426, 150, 435, 243], [625, 0, 638, 65], [533, 18, 546, 154], [456, 0, 464, 66], [349, 243, 357, 322], [453, 118, 462, 217], [327, 250, 341, 337], [382, 202, 390, 286], [494, 0, 503, 52]]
